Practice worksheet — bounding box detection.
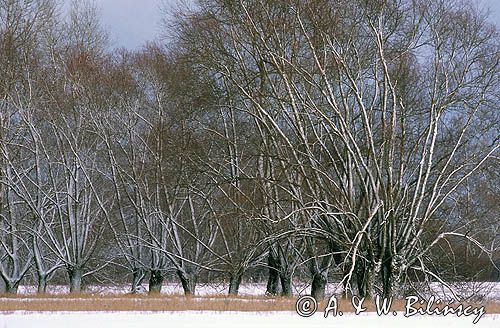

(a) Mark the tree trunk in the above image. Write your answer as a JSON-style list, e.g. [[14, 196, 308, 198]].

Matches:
[[382, 258, 392, 298], [266, 251, 280, 295], [280, 272, 292, 297], [382, 255, 401, 299], [228, 272, 242, 295], [0, 277, 5, 294], [309, 254, 332, 301], [177, 270, 196, 295], [38, 274, 47, 294], [1, 273, 20, 294], [130, 268, 145, 293], [356, 260, 373, 299], [1, 279, 19, 294], [68, 266, 83, 293], [148, 269, 163, 294], [311, 271, 327, 300], [266, 270, 280, 295]]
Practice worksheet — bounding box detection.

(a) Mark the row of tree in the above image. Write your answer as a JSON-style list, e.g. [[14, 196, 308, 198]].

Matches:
[[0, 0, 498, 299]]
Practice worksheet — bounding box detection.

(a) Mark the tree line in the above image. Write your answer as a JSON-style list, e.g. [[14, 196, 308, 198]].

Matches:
[[0, 0, 499, 299]]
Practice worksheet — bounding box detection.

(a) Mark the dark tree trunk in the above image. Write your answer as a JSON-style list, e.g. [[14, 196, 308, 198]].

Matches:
[[266, 251, 280, 295], [4, 280, 19, 294], [68, 266, 83, 293], [280, 272, 292, 297], [130, 268, 145, 293], [38, 274, 47, 294], [266, 271, 280, 295], [382, 253, 400, 299], [310, 271, 327, 300], [228, 272, 242, 295], [177, 270, 196, 295], [0, 277, 5, 293], [309, 253, 333, 301], [382, 259, 392, 298], [148, 269, 164, 294], [330, 241, 348, 298], [356, 260, 373, 299]]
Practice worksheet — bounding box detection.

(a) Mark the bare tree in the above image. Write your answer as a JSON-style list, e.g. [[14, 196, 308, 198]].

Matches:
[[0, 0, 57, 294], [169, 0, 499, 299], [26, 0, 113, 292]]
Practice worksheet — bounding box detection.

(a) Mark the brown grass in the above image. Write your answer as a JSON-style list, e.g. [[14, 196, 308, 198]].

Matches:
[[0, 293, 499, 314], [0, 294, 296, 312]]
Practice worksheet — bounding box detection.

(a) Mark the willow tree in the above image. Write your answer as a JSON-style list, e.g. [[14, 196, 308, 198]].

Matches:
[[0, 0, 57, 294], [170, 0, 499, 298]]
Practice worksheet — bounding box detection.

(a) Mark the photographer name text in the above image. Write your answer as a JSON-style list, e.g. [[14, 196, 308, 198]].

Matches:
[[295, 295, 485, 324]]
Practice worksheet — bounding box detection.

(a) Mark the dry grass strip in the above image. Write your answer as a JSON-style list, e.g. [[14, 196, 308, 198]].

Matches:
[[0, 293, 499, 314], [0, 294, 295, 312]]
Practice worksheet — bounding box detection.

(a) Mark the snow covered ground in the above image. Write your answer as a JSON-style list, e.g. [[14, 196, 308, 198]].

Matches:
[[0, 311, 498, 328], [4, 283, 499, 327]]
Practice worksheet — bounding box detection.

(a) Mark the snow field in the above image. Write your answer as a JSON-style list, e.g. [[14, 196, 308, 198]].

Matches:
[[0, 311, 499, 328]]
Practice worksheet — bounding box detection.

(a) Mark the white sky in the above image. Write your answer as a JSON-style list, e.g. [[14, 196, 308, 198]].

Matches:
[[98, 0, 167, 49], [84, 0, 500, 50]]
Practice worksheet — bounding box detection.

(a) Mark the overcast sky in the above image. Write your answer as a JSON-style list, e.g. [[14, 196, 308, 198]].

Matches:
[[97, 0, 167, 49], [87, 0, 500, 50]]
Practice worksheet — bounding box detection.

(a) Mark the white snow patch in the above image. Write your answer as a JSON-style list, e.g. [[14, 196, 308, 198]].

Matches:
[[0, 311, 498, 328]]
